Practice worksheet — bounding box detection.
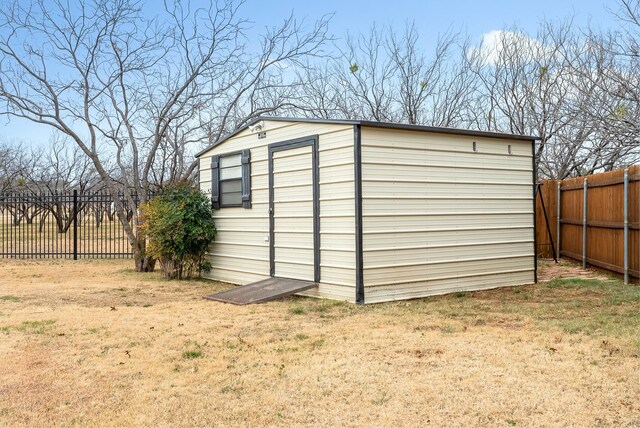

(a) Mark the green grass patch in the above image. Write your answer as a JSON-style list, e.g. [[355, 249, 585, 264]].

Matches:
[[325, 273, 639, 351], [416, 276, 639, 351], [0, 295, 20, 302], [182, 350, 203, 360], [536, 278, 639, 339], [204, 271, 640, 354], [371, 391, 391, 406], [310, 338, 325, 350], [16, 320, 56, 334], [440, 324, 456, 334], [223, 339, 239, 350]]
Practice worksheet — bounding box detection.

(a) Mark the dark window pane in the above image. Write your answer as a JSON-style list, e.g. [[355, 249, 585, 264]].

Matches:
[[221, 192, 242, 206], [220, 180, 242, 193]]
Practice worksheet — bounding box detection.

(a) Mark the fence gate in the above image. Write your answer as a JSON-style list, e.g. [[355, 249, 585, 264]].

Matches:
[[0, 191, 137, 259]]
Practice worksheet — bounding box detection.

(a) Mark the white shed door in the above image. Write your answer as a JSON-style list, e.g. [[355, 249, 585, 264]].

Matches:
[[269, 138, 319, 282]]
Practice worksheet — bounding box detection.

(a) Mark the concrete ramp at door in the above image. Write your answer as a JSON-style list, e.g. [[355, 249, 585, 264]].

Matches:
[[203, 277, 317, 305]]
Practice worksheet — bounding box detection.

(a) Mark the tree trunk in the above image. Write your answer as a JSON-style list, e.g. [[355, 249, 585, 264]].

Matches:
[[39, 211, 48, 233], [26, 208, 36, 224], [111, 194, 156, 273], [133, 238, 156, 272], [94, 209, 102, 228]]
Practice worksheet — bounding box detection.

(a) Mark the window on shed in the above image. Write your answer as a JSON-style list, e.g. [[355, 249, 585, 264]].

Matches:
[[211, 150, 251, 209], [220, 154, 242, 207]]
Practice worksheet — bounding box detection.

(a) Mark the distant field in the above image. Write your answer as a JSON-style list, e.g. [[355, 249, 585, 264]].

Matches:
[[0, 216, 132, 256], [0, 259, 638, 426]]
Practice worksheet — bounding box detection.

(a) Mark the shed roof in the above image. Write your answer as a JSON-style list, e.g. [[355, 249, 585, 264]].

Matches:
[[195, 116, 539, 158]]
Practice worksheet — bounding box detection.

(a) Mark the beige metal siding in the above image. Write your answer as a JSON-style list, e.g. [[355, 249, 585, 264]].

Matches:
[[313, 129, 356, 300], [365, 270, 534, 304], [361, 126, 535, 302], [199, 121, 356, 302]]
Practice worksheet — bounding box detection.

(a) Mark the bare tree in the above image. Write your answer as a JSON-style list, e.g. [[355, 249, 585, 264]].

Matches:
[[466, 20, 639, 179], [387, 25, 459, 125], [0, 139, 30, 194], [0, 0, 330, 271], [0, 140, 33, 226], [427, 38, 479, 128], [585, 0, 640, 165], [290, 62, 352, 119], [25, 134, 100, 195], [22, 134, 104, 232], [293, 23, 464, 125], [339, 26, 399, 122]]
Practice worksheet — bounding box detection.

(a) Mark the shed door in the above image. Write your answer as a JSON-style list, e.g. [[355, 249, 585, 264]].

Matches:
[[268, 137, 319, 282]]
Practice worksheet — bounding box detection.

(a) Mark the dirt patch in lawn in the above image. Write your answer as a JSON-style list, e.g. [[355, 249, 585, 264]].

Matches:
[[0, 259, 638, 427], [537, 258, 612, 282]]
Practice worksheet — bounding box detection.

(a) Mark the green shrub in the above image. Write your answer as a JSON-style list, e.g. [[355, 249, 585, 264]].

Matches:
[[140, 183, 216, 280]]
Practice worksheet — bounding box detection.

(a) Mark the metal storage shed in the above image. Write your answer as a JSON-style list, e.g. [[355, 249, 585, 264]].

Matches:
[[196, 117, 537, 304]]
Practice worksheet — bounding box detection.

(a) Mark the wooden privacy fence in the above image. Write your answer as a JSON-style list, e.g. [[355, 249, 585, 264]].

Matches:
[[535, 165, 640, 283]]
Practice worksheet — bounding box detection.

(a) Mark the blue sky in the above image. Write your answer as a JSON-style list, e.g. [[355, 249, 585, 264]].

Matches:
[[1, 0, 619, 145], [244, 0, 617, 43]]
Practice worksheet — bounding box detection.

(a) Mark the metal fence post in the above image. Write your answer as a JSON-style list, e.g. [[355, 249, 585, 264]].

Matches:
[[582, 178, 588, 269], [624, 169, 629, 284], [73, 190, 78, 260], [556, 180, 561, 260]]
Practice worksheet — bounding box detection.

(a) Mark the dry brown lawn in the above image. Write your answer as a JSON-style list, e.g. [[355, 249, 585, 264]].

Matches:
[[0, 259, 639, 427]]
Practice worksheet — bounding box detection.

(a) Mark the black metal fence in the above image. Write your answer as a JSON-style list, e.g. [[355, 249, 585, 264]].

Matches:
[[0, 191, 138, 259]]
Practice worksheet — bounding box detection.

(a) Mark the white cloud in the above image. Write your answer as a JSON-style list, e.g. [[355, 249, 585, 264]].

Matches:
[[469, 30, 543, 66]]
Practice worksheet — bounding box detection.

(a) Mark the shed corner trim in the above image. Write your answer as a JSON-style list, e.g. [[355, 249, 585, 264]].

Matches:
[[354, 124, 365, 304]]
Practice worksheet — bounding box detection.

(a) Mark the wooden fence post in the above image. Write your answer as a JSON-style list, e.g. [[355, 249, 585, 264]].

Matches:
[[582, 178, 588, 269], [557, 180, 561, 259], [624, 169, 629, 284]]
